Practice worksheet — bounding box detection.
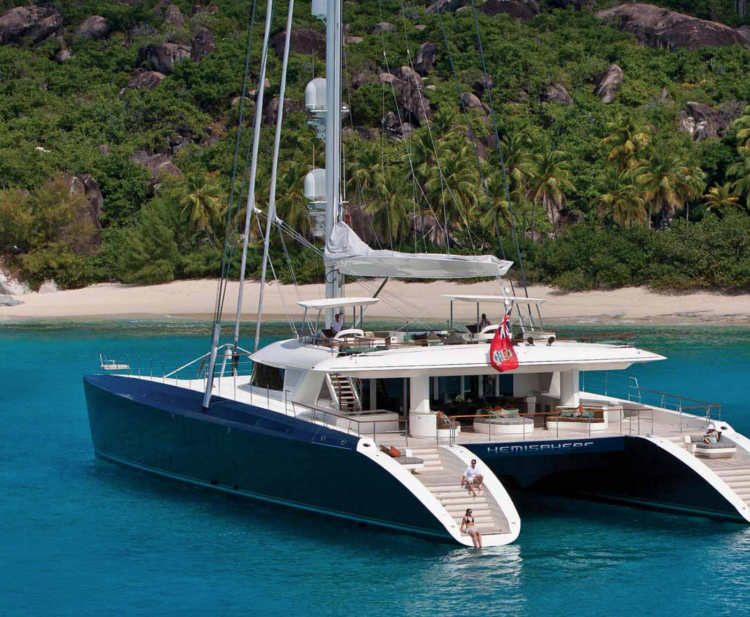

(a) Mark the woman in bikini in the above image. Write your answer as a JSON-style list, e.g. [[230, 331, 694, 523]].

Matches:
[[461, 508, 482, 548]]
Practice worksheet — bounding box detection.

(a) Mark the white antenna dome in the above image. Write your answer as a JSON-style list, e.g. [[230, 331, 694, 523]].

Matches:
[[304, 168, 326, 202], [305, 78, 327, 113]]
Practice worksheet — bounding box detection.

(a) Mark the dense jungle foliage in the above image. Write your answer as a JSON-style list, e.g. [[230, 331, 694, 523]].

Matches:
[[2, 0, 750, 292]]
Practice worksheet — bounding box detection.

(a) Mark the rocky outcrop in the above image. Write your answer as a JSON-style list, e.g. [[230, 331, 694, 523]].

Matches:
[[75, 15, 110, 40], [263, 98, 306, 125], [596, 4, 749, 52], [0, 294, 22, 307], [425, 0, 465, 14], [594, 64, 623, 104], [270, 27, 325, 59], [140, 43, 190, 74], [61, 174, 104, 254], [372, 22, 396, 34], [478, 0, 540, 21], [541, 83, 573, 106], [414, 42, 438, 76], [130, 151, 183, 191], [124, 69, 166, 92], [191, 27, 215, 61], [0, 5, 62, 45], [193, 4, 219, 15], [680, 100, 745, 141], [345, 36, 363, 44], [389, 66, 431, 124], [461, 91, 490, 116], [38, 280, 59, 294], [381, 111, 414, 140], [164, 4, 185, 26]]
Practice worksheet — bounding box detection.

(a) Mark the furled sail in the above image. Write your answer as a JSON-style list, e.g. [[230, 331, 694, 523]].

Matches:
[[324, 222, 512, 279]]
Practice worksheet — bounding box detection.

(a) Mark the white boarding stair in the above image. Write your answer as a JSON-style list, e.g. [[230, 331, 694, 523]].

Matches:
[[327, 374, 361, 412], [357, 440, 520, 546]]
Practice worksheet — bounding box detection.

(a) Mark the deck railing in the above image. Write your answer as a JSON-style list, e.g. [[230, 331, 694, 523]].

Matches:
[[581, 370, 722, 424]]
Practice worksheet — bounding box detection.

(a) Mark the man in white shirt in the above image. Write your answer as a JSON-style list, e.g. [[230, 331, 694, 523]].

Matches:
[[331, 312, 343, 334], [461, 459, 484, 496]]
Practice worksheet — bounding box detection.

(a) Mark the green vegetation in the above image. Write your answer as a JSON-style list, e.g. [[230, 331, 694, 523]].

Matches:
[[2, 0, 750, 293]]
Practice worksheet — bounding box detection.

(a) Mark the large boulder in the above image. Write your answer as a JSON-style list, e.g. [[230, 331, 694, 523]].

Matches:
[[372, 22, 396, 34], [0, 294, 22, 307], [0, 5, 62, 45], [270, 27, 325, 59], [191, 27, 215, 61], [461, 91, 490, 115], [680, 100, 745, 141], [130, 151, 182, 192], [75, 15, 110, 40], [541, 83, 573, 106], [413, 42, 438, 76], [61, 174, 103, 254], [596, 4, 749, 51], [478, 0, 540, 21], [124, 69, 166, 92], [395, 66, 431, 124], [594, 64, 623, 104], [381, 111, 414, 140], [263, 98, 307, 125], [426, 0, 465, 14], [163, 4, 185, 26], [140, 43, 190, 74]]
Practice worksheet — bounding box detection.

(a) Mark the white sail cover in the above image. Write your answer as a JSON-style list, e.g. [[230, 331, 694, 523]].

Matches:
[[324, 222, 512, 279]]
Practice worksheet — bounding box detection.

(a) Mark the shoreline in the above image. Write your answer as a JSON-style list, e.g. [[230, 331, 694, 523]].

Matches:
[[2, 279, 750, 326]]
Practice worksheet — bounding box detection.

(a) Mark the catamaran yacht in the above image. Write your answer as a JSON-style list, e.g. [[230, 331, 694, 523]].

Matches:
[[83, 0, 750, 547]]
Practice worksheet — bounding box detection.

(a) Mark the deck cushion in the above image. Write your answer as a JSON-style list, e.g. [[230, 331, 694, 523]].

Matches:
[[396, 456, 424, 465], [475, 417, 533, 426]]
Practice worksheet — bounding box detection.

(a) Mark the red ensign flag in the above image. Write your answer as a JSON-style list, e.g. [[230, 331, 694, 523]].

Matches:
[[489, 305, 519, 372]]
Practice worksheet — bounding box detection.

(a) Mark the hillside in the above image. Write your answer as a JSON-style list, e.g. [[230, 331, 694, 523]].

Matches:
[[2, 0, 750, 296]]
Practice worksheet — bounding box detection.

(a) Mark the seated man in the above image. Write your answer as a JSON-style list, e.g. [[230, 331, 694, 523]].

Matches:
[[461, 459, 485, 497], [331, 312, 344, 335], [478, 313, 491, 330]]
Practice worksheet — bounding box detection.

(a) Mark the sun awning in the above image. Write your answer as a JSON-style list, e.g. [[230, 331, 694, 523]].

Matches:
[[297, 297, 380, 310], [444, 295, 545, 304], [324, 222, 512, 279]]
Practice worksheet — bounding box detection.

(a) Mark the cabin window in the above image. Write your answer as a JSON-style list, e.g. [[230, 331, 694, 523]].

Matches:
[[251, 363, 285, 391]]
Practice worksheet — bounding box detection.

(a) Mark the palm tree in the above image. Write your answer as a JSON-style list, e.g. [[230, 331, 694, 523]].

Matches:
[[346, 141, 382, 207], [601, 118, 650, 172], [676, 163, 706, 221], [367, 167, 414, 244], [728, 145, 750, 208], [593, 167, 646, 228], [704, 183, 741, 213], [179, 173, 224, 240], [497, 133, 535, 194], [424, 144, 479, 228], [430, 108, 464, 143], [479, 169, 515, 233], [276, 161, 312, 238], [636, 148, 685, 228], [730, 105, 750, 149], [528, 147, 575, 238]]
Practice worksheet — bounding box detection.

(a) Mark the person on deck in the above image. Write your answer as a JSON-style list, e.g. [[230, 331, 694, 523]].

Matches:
[[704, 427, 718, 444], [461, 459, 485, 496], [331, 312, 343, 335], [478, 313, 491, 330], [461, 508, 482, 548]]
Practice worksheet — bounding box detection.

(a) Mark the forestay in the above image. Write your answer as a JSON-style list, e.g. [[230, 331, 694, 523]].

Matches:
[[324, 222, 513, 279]]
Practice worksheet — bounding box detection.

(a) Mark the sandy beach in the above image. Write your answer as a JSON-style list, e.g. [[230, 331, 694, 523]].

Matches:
[[1, 279, 749, 325]]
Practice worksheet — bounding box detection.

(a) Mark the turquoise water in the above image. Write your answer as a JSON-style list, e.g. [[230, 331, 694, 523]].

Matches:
[[3, 321, 750, 617]]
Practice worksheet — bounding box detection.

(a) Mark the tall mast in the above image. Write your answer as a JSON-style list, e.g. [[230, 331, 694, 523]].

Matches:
[[324, 0, 343, 325]]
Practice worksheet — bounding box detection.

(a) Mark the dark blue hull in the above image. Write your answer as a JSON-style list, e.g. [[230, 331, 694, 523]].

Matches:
[[83, 375, 450, 540], [469, 437, 744, 522]]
